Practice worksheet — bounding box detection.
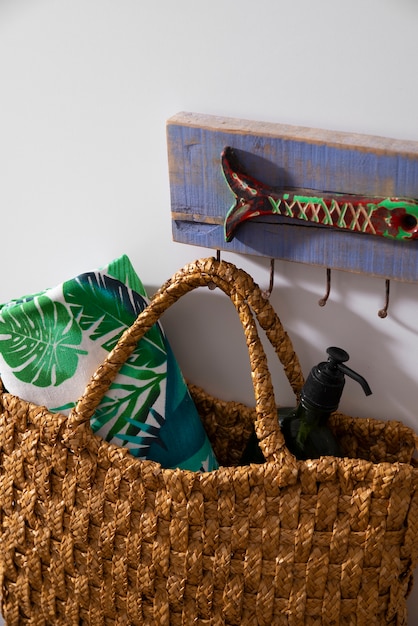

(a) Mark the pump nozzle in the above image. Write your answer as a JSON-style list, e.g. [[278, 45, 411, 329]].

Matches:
[[301, 346, 372, 412], [326, 347, 372, 396]]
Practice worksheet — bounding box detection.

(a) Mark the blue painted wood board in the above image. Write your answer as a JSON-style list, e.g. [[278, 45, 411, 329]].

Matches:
[[166, 112, 418, 282]]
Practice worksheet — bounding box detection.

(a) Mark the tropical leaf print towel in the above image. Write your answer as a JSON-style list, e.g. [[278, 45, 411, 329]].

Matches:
[[0, 255, 218, 471]]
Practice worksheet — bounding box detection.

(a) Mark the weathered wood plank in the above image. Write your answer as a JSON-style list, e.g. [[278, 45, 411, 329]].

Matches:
[[167, 112, 418, 282]]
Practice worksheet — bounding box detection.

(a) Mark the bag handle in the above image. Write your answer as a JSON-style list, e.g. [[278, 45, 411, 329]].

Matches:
[[63, 257, 304, 465]]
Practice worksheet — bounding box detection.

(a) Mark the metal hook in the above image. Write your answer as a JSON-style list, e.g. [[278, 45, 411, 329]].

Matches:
[[318, 268, 331, 307], [261, 259, 275, 299], [208, 250, 221, 290], [378, 279, 390, 318]]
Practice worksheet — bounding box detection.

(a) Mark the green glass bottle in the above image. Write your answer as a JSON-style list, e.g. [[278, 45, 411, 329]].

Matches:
[[241, 347, 372, 463]]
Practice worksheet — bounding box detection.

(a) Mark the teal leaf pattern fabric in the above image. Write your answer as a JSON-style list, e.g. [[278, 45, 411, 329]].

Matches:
[[0, 255, 218, 472]]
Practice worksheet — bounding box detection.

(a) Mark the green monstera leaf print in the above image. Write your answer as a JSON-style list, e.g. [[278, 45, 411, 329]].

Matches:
[[0, 295, 86, 387], [61, 271, 169, 438]]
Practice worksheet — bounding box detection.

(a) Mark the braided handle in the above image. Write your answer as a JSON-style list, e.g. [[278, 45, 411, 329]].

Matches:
[[64, 258, 304, 464]]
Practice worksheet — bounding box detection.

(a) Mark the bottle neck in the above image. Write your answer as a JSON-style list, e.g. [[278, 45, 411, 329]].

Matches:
[[297, 395, 332, 423], [295, 397, 332, 450]]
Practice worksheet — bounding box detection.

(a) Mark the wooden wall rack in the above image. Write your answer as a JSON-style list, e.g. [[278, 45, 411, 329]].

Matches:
[[167, 112, 418, 282]]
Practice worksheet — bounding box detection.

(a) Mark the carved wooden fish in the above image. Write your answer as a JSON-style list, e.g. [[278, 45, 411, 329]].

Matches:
[[222, 146, 418, 243]]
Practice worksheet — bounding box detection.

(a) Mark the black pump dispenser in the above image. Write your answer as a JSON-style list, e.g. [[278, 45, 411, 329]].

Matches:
[[302, 347, 372, 412], [240, 346, 372, 463]]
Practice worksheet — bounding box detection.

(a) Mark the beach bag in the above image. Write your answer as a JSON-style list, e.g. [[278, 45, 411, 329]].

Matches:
[[0, 256, 417, 625]]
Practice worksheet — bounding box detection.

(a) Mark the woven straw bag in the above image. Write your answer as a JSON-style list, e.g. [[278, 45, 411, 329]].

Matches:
[[0, 257, 417, 626]]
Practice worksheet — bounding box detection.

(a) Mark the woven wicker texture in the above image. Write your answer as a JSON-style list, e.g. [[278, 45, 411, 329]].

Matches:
[[0, 256, 417, 625]]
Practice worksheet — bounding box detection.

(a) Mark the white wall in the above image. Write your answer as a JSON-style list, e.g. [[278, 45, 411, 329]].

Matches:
[[1, 0, 418, 621]]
